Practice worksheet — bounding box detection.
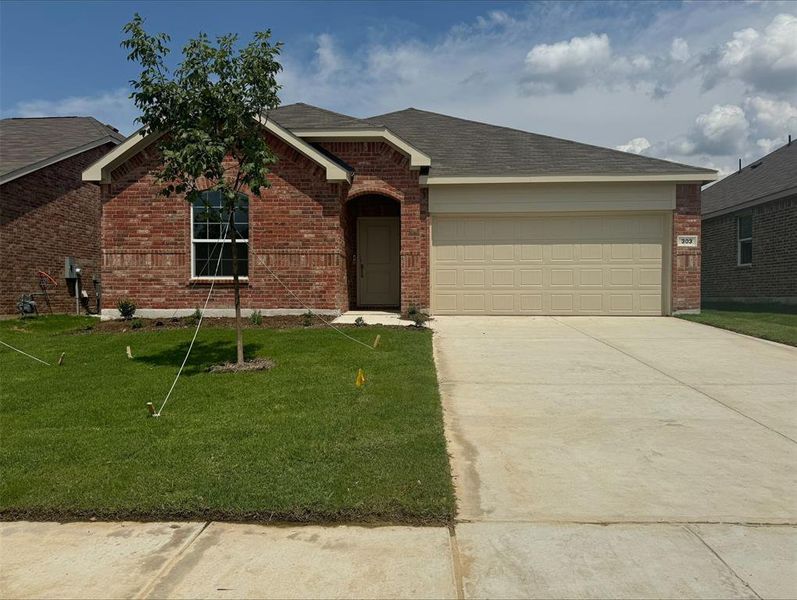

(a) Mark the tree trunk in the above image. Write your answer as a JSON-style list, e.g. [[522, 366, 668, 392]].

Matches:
[[228, 209, 245, 365]]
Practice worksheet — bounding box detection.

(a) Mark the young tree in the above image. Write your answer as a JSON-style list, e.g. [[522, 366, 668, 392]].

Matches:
[[122, 14, 283, 365]]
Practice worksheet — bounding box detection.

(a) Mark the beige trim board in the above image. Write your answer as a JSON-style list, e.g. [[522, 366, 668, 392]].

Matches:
[[82, 129, 163, 183], [82, 118, 353, 184], [429, 182, 677, 214], [291, 128, 432, 169], [423, 173, 717, 185]]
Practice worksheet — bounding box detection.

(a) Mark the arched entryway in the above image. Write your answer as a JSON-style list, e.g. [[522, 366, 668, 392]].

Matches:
[[344, 194, 401, 309]]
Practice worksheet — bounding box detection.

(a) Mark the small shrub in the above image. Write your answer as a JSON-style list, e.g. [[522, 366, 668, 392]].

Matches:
[[117, 298, 136, 320], [405, 305, 429, 328], [249, 309, 263, 326], [187, 307, 202, 325], [131, 319, 143, 330], [354, 316, 366, 327], [302, 310, 313, 327]]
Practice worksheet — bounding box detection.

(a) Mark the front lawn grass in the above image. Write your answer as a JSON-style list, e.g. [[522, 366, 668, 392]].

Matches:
[[0, 316, 454, 524], [678, 304, 797, 347]]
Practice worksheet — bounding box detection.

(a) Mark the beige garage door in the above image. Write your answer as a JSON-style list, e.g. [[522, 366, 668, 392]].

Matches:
[[431, 213, 668, 315]]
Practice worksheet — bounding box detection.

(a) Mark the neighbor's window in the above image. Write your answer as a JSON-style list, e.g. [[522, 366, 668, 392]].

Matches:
[[192, 191, 249, 278], [737, 214, 752, 266]]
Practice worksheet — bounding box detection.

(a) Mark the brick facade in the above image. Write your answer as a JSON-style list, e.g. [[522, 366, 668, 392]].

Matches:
[[99, 139, 702, 317], [702, 195, 797, 304], [100, 137, 428, 315], [671, 183, 702, 313], [0, 145, 115, 315]]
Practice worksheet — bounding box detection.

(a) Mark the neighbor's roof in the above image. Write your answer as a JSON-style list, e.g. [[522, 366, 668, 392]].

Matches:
[[268, 103, 715, 181], [0, 116, 125, 184], [701, 142, 797, 219]]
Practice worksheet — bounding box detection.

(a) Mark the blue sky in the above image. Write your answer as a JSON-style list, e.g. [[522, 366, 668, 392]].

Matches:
[[2, 1, 795, 177]]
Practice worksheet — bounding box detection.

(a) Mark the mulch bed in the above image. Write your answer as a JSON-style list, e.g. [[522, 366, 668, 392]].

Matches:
[[208, 357, 276, 373], [83, 315, 326, 333]]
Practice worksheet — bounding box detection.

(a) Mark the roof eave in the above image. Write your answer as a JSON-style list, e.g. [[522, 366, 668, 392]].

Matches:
[[81, 118, 353, 184], [1, 135, 123, 186], [702, 185, 797, 220], [421, 173, 718, 186]]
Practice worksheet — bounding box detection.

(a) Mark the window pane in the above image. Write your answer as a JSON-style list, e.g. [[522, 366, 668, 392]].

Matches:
[[194, 242, 248, 277], [193, 222, 208, 239], [738, 215, 752, 239], [232, 222, 249, 240], [740, 240, 752, 265]]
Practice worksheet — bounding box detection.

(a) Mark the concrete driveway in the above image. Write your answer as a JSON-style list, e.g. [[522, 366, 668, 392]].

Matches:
[[434, 316, 797, 599]]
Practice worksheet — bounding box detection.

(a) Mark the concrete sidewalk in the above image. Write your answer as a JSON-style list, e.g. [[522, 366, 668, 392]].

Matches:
[[2, 520, 795, 599]]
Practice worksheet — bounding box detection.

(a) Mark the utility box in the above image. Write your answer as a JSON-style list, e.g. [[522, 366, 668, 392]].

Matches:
[[64, 257, 79, 298], [64, 257, 78, 281]]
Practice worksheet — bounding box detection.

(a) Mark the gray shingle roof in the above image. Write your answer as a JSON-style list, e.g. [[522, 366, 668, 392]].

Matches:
[[368, 108, 715, 178], [267, 103, 374, 130], [0, 116, 125, 183], [267, 104, 715, 178], [701, 142, 797, 218]]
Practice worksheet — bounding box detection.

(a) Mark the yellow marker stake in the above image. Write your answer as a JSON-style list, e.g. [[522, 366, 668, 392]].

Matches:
[[355, 368, 366, 389], [372, 334, 381, 349]]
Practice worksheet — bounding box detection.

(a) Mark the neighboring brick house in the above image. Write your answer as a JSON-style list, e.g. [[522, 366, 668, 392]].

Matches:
[[0, 117, 124, 315], [701, 141, 796, 306], [83, 103, 716, 318]]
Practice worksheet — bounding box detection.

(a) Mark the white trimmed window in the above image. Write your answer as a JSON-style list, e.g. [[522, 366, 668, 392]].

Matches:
[[191, 191, 249, 278], [737, 214, 752, 266]]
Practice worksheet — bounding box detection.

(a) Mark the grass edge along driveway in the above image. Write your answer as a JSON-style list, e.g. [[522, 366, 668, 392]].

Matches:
[[677, 304, 797, 347], [0, 316, 455, 525]]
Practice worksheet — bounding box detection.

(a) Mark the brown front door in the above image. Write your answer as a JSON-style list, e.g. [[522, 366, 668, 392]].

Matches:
[[357, 217, 400, 307]]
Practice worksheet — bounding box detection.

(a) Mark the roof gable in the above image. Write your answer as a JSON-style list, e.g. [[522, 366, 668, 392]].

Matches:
[[0, 116, 124, 184]]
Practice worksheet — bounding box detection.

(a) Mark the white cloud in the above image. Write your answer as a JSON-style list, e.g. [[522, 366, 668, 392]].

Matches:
[[522, 33, 657, 94], [709, 13, 797, 93], [315, 33, 343, 74], [616, 137, 651, 154], [4, 88, 138, 134], [670, 38, 690, 62], [744, 95, 797, 138], [691, 104, 750, 155]]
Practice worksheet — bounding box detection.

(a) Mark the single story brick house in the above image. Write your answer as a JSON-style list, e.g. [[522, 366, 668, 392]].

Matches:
[[0, 117, 124, 315], [83, 103, 716, 318], [701, 141, 796, 306]]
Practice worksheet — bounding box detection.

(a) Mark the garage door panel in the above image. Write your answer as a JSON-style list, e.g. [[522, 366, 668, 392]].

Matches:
[[520, 294, 543, 311], [520, 269, 543, 287], [580, 244, 604, 260], [520, 244, 543, 261], [492, 244, 515, 261], [462, 269, 485, 287], [432, 214, 665, 315], [463, 244, 485, 261], [462, 294, 486, 312]]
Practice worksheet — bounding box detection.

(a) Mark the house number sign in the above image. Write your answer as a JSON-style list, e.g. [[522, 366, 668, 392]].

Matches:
[[677, 235, 699, 247]]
